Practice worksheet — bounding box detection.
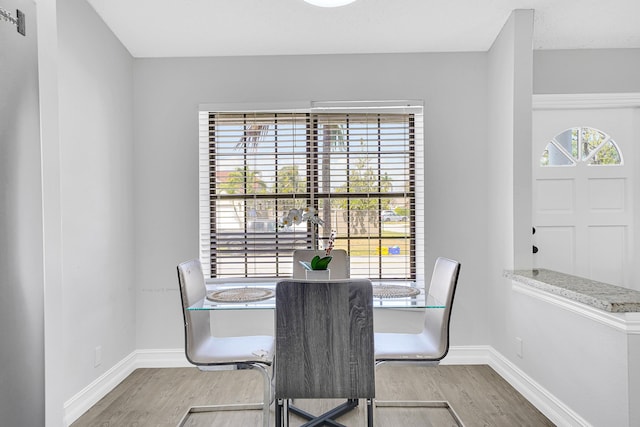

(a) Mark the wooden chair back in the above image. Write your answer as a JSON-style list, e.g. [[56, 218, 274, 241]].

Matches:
[[275, 279, 375, 399]]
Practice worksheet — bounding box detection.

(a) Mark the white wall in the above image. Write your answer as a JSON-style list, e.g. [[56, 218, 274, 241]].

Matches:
[[629, 333, 640, 425], [57, 0, 136, 404], [534, 48, 640, 94], [0, 0, 44, 425], [133, 52, 490, 350], [37, 0, 65, 424], [486, 9, 534, 357], [512, 286, 633, 426]]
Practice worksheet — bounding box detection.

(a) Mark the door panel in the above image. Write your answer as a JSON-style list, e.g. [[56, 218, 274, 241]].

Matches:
[[588, 225, 625, 285], [536, 178, 574, 214], [535, 226, 575, 274], [588, 178, 625, 212]]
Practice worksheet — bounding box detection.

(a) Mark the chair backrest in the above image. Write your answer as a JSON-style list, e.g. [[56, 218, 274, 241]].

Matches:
[[177, 259, 211, 365], [292, 249, 349, 279], [423, 257, 461, 360], [275, 279, 375, 399]]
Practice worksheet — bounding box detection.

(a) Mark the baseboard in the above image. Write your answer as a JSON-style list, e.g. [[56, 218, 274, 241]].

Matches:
[[443, 345, 589, 426], [63, 346, 588, 427], [442, 345, 493, 365], [63, 349, 190, 426], [63, 351, 137, 426], [132, 348, 192, 368], [485, 347, 591, 427]]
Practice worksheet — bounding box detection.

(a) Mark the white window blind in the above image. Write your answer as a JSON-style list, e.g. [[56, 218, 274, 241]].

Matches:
[[198, 103, 424, 281]]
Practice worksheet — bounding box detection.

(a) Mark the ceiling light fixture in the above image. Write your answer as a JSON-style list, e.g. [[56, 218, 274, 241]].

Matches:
[[303, 0, 357, 7]]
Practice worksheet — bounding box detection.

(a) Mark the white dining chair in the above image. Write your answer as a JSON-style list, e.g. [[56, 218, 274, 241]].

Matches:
[[176, 259, 274, 427], [374, 256, 464, 426]]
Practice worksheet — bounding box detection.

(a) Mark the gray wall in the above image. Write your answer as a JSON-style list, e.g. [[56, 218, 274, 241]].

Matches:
[[56, 0, 136, 404], [534, 48, 640, 94], [37, 0, 65, 423], [133, 52, 491, 350], [486, 9, 534, 357], [0, 0, 44, 425]]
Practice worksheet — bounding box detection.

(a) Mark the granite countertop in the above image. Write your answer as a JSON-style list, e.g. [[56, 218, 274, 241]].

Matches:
[[504, 269, 640, 313]]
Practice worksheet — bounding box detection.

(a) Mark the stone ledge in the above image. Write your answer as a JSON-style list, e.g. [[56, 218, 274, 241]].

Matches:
[[504, 269, 640, 313]]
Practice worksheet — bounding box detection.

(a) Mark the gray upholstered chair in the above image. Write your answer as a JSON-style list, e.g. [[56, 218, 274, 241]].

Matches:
[[374, 257, 463, 426], [274, 279, 375, 427], [176, 259, 274, 427], [292, 248, 349, 279]]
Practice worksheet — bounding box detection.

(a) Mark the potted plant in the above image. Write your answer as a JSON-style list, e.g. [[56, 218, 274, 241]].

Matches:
[[279, 208, 337, 279]]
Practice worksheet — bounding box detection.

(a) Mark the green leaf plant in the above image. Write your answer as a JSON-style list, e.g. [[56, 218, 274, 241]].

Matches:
[[310, 229, 337, 270], [310, 255, 332, 271]]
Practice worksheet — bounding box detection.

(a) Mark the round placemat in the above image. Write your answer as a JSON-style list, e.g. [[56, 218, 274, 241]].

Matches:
[[372, 284, 421, 299], [207, 287, 274, 303]]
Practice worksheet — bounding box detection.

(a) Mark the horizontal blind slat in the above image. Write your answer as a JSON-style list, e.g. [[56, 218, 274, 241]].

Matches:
[[200, 109, 421, 279]]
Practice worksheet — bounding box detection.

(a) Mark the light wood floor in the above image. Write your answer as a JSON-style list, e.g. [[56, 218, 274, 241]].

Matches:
[[71, 365, 554, 426]]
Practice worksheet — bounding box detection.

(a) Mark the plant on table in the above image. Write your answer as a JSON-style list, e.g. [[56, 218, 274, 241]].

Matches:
[[278, 207, 337, 271]]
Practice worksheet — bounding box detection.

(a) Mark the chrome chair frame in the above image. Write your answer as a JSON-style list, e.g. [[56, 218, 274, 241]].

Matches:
[[176, 259, 274, 427], [374, 257, 464, 426]]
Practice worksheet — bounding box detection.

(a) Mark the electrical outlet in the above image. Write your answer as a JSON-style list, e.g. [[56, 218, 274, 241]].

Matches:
[[515, 337, 523, 358], [95, 346, 102, 367]]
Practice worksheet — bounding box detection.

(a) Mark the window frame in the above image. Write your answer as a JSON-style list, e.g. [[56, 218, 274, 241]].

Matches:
[[540, 126, 623, 167], [198, 102, 425, 283]]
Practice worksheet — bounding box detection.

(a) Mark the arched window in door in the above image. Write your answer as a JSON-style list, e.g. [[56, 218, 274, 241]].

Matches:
[[540, 127, 623, 166]]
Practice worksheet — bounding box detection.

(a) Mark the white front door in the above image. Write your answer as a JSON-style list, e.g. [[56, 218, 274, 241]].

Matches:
[[532, 107, 636, 289]]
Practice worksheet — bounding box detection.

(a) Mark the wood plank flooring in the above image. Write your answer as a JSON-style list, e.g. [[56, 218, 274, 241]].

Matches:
[[71, 365, 554, 427]]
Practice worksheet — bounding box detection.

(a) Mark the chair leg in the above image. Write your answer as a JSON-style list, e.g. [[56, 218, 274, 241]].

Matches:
[[177, 363, 272, 427], [177, 403, 266, 427], [375, 400, 465, 427], [374, 361, 464, 426], [275, 399, 284, 427], [366, 398, 373, 427], [249, 363, 272, 427], [286, 398, 357, 427]]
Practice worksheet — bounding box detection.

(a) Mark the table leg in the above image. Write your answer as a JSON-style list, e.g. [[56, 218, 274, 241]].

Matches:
[[287, 398, 359, 427]]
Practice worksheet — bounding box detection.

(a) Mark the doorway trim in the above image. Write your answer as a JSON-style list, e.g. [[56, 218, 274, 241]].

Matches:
[[533, 93, 640, 110]]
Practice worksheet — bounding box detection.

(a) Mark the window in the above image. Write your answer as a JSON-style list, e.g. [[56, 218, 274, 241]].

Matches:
[[540, 126, 622, 166], [199, 103, 424, 281]]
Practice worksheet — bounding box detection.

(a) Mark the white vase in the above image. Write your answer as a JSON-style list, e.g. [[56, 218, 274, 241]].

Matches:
[[305, 269, 331, 281]]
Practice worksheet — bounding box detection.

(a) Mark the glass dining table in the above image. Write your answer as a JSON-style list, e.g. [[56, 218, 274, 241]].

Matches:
[[187, 279, 445, 311], [185, 279, 444, 426]]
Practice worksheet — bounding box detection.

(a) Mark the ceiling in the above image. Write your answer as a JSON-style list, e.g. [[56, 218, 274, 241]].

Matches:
[[86, 0, 640, 58]]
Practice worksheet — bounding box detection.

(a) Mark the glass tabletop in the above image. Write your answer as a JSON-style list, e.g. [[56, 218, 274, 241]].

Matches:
[[187, 280, 446, 311]]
